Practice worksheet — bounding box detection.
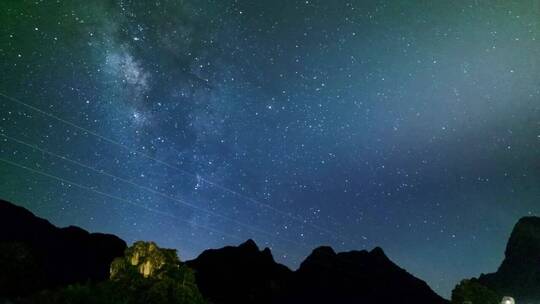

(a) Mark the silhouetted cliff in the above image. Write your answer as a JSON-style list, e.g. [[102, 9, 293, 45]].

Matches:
[[482, 217, 540, 302], [452, 216, 540, 304], [0, 199, 126, 297], [186, 239, 292, 304], [286, 245, 447, 304], [187, 240, 448, 304], [0, 199, 448, 304]]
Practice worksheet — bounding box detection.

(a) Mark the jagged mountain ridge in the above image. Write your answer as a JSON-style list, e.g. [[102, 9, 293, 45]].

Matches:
[[290, 245, 447, 304], [186, 239, 292, 304], [0, 199, 446, 303], [0, 199, 126, 296], [187, 239, 448, 304]]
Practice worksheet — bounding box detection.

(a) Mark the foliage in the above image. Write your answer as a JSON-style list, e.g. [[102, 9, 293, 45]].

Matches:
[[111, 241, 180, 280], [0, 242, 44, 297], [451, 279, 501, 304], [23, 242, 206, 304]]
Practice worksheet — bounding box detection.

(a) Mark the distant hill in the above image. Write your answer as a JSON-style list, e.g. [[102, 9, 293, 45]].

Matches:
[[453, 216, 540, 304], [186, 239, 292, 304], [0, 199, 126, 296], [0, 199, 447, 303], [187, 240, 448, 304], [287, 245, 448, 304]]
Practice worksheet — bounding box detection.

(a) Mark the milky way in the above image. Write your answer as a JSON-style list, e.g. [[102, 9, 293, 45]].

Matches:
[[1, 0, 539, 297]]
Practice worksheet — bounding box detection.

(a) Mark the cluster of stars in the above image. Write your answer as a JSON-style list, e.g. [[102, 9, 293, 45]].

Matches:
[[1, 0, 539, 298]]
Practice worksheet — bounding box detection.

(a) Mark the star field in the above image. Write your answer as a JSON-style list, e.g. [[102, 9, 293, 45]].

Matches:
[[1, 0, 540, 297]]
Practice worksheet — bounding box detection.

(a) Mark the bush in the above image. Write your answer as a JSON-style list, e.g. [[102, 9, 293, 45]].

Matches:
[[24, 242, 206, 304], [451, 279, 501, 304]]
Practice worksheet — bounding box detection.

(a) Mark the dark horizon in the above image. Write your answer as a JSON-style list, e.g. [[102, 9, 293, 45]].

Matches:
[[1, 0, 539, 298]]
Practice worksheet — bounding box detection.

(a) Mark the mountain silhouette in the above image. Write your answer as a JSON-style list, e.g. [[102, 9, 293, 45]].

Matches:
[[0, 199, 126, 296], [186, 239, 292, 304], [460, 216, 540, 303], [0, 199, 447, 303], [187, 240, 448, 304], [287, 245, 447, 304]]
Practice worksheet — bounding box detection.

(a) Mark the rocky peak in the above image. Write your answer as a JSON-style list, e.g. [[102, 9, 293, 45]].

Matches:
[[299, 246, 393, 272], [311, 246, 337, 257], [370, 246, 386, 256], [504, 216, 540, 262], [292, 245, 447, 304], [238, 238, 259, 251], [111, 241, 179, 279], [188, 241, 446, 304], [454, 216, 540, 303], [298, 246, 337, 270], [186, 240, 293, 304]]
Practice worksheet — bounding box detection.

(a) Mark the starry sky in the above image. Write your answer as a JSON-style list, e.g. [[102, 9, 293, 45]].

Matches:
[[1, 0, 539, 298]]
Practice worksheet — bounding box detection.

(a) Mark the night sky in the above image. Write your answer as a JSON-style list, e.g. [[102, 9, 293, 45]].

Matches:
[[1, 0, 539, 297]]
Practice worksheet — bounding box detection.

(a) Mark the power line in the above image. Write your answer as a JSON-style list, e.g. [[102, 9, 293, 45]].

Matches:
[[0, 132, 308, 249], [0, 156, 308, 262], [0, 157, 244, 241], [0, 92, 343, 240]]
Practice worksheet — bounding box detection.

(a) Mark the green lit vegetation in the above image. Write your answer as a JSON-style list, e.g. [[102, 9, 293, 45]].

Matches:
[[24, 242, 206, 304]]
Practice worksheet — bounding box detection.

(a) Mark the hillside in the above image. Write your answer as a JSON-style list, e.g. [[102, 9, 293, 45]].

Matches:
[[452, 217, 540, 304], [0, 199, 126, 296], [0, 199, 448, 303]]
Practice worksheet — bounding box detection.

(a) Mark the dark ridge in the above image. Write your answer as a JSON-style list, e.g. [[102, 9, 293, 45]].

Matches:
[[238, 238, 260, 251], [468, 216, 540, 303], [186, 238, 292, 304], [188, 240, 448, 304], [288, 245, 447, 304], [0, 199, 127, 297], [0, 199, 448, 304]]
